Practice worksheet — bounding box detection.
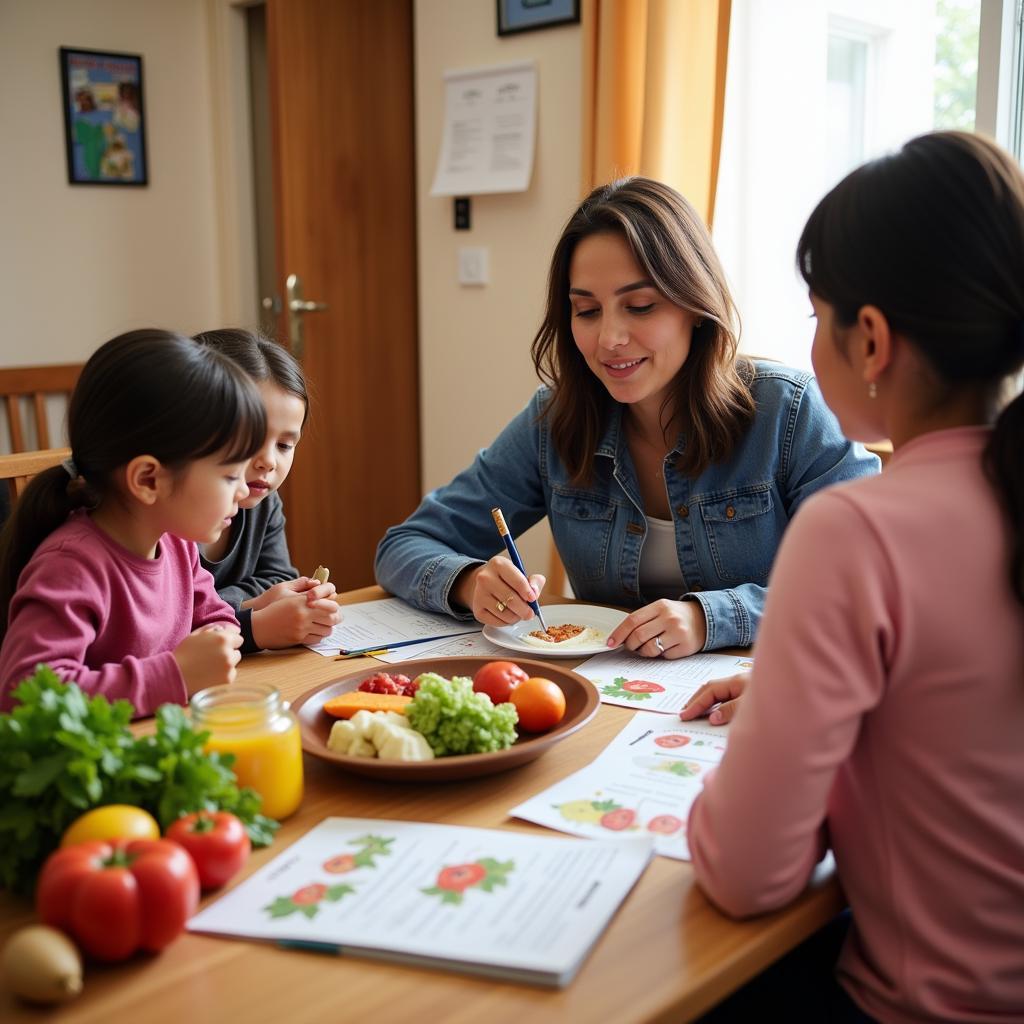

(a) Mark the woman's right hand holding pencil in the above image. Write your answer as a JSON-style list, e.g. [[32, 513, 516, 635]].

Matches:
[[452, 556, 546, 626]]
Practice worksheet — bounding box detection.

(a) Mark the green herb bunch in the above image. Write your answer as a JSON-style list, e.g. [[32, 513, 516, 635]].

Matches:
[[0, 667, 279, 895]]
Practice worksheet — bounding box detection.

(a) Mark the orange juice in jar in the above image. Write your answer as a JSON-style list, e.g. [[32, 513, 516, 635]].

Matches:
[[190, 683, 303, 820]]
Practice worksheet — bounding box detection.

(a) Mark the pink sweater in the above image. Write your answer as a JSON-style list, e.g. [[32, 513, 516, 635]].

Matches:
[[688, 427, 1024, 1023], [0, 513, 238, 717]]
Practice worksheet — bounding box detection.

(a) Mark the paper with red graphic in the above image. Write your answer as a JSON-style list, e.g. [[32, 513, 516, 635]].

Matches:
[[189, 817, 652, 987], [574, 650, 752, 713], [510, 712, 729, 860]]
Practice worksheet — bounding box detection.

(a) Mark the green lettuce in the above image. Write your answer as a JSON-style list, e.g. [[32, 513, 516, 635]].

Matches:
[[406, 673, 518, 757]]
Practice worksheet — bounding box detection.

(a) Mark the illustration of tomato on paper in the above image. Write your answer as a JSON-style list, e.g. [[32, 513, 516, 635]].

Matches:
[[322, 834, 394, 874], [655, 734, 691, 748], [600, 677, 667, 701], [599, 808, 638, 831], [422, 857, 515, 905], [647, 814, 685, 836], [264, 882, 355, 920]]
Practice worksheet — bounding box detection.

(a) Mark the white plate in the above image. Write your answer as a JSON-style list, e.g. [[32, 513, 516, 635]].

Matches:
[[482, 604, 626, 658]]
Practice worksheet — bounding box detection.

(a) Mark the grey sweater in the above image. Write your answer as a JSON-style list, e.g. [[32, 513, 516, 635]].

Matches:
[[200, 492, 298, 652]]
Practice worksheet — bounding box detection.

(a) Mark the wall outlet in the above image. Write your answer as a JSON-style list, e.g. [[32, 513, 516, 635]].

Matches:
[[457, 246, 489, 286]]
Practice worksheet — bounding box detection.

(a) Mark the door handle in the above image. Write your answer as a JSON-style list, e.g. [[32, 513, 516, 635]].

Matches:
[[285, 273, 328, 361]]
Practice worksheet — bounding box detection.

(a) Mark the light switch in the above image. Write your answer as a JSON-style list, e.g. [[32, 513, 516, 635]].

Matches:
[[457, 246, 489, 286]]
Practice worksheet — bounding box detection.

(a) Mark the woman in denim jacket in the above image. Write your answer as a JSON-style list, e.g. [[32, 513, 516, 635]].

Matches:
[[376, 178, 879, 656]]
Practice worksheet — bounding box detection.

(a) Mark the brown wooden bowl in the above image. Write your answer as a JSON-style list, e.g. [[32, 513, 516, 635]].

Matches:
[[292, 656, 599, 782]]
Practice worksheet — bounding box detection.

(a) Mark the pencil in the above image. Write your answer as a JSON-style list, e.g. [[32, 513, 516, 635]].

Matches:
[[491, 507, 549, 632], [335, 630, 480, 659]]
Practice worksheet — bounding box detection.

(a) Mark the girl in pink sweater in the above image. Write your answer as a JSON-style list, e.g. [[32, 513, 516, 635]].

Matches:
[[683, 132, 1024, 1022], [0, 330, 267, 717]]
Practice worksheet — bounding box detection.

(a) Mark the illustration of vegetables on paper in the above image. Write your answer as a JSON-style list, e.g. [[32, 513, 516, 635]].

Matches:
[[264, 834, 392, 919], [599, 677, 665, 702], [422, 857, 515, 905]]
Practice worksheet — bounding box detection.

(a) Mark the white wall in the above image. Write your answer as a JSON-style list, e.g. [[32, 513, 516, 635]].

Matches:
[[0, 0, 225, 368], [414, 0, 582, 576]]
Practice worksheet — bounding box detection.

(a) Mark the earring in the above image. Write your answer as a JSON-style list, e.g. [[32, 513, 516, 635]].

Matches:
[[868, 381, 877, 399]]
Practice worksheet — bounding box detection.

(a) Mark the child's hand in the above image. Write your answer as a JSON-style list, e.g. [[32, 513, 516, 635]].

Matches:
[[174, 625, 243, 695], [250, 590, 342, 649], [243, 577, 316, 611]]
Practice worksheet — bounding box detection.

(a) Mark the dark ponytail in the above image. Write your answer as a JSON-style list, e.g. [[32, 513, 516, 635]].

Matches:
[[0, 329, 266, 638], [796, 131, 1024, 605]]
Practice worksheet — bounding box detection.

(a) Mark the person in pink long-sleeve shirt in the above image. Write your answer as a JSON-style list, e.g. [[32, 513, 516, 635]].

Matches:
[[683, 132, 1024, 1023], [0, 329, 267, 718]]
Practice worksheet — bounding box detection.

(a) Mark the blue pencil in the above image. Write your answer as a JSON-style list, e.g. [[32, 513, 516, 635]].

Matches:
[[491, 507, 549, 632], [335, 630, 480, 658]]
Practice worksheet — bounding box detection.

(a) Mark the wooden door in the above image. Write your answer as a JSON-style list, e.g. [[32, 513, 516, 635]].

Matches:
[[265, 0, 420, 589]]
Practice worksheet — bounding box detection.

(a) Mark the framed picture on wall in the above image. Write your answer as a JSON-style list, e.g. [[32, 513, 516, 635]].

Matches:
[[497, 0, 580, 36], [59, 47, 148, 186]]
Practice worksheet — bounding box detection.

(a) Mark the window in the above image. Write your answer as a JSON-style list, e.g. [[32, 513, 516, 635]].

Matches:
[[712, 0, 985, 369]]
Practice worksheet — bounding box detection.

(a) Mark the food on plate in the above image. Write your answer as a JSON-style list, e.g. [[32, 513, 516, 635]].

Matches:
[[166, 810, 251, 889], [327, 710, 435, 761], [472, 660, 528, 705], [311, 565, 330, 585], [61, 804, 161, 848], [37, 838, 200, 962], [1, 925, 83, 1004], [406, 674, 518, 756], [323, 691, 412, 719], [358, 671, 419, 697], [521, 623, 603, 649], [509, 676, 566, 732]]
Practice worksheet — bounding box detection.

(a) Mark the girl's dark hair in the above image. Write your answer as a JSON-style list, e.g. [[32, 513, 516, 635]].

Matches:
[[0, 329, 266, 637], [194, 328, 309, 427], [797, 130, 1024, 605], [531, 177, 755, 485]]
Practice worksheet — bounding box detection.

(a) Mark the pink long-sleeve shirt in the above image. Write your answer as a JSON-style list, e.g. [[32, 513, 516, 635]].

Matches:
[[0, 512, 238, 717], [688, 427, 1024, 1023]]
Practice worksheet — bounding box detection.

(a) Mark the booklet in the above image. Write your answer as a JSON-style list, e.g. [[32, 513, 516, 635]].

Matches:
[[189, 817, 653, 988], [573, 650, 752, 713], [510, 712, 729, 861]]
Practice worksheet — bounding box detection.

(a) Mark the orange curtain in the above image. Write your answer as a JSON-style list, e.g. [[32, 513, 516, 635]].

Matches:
[[581, 0, 732, 226]]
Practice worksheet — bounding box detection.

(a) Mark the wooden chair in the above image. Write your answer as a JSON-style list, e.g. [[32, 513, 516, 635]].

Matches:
[[0, 364, 82, 453], [0, 447, 72, 510]]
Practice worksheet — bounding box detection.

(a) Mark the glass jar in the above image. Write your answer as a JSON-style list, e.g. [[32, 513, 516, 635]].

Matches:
[[190, 683, 303, 820]]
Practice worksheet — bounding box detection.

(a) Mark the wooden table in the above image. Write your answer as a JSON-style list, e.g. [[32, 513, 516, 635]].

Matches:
[[0, 587, 844, 1023]]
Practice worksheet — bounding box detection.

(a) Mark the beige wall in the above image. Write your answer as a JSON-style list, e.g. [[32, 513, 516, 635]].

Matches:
[[0, 0, 226, 367], [414, 0, 582, 576]]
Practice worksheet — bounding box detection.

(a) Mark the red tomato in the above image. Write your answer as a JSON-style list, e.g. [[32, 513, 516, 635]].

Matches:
[[654, 734, 691, 748], [600, 808, 637, 831], [166, 811, 250, 889], [647, 814, 685, 835], [472, 660, 528, 705], [509, 677, 566, 732], [37, 839, 199, 962]]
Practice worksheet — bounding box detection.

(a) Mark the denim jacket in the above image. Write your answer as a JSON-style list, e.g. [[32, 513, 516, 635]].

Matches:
[[375, 363, 880, 649]]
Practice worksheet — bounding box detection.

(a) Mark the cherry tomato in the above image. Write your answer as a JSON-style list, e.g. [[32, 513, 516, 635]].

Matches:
[[37, 839, 199, 962], [472, 660, 528, 705], [509, 677, 566, 732], [61, 805, 160, 847], [166, 811, 250, 889]]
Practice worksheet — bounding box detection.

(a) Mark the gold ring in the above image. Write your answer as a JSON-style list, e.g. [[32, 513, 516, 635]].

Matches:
[[495, 601, 506, 613]]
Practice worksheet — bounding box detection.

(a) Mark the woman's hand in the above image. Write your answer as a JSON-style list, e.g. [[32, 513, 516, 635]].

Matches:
[[174, 625, 243, 695], [606, 598, 707, 658], [251, 589, 342, 649], [451, 557, 546, 626], [678, 671, 749, 725]]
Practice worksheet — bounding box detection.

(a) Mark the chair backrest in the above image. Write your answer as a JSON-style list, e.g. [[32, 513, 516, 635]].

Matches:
[[0, 447, 71, 511], [0, 364, 82, 453]]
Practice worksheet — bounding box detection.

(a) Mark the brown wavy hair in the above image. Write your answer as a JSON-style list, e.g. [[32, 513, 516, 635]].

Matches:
[[531, 177, 755, 486], [797, 131, 1024, 606]]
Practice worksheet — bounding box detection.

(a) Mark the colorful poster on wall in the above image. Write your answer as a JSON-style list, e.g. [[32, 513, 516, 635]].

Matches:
[[59, 47, 148, 186]]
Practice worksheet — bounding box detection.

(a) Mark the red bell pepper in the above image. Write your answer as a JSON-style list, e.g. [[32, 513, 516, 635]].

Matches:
[[36, 838, 199, 962]]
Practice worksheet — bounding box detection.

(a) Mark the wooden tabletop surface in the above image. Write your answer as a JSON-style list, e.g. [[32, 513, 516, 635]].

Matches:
[[0, 586, 844, 1023]]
